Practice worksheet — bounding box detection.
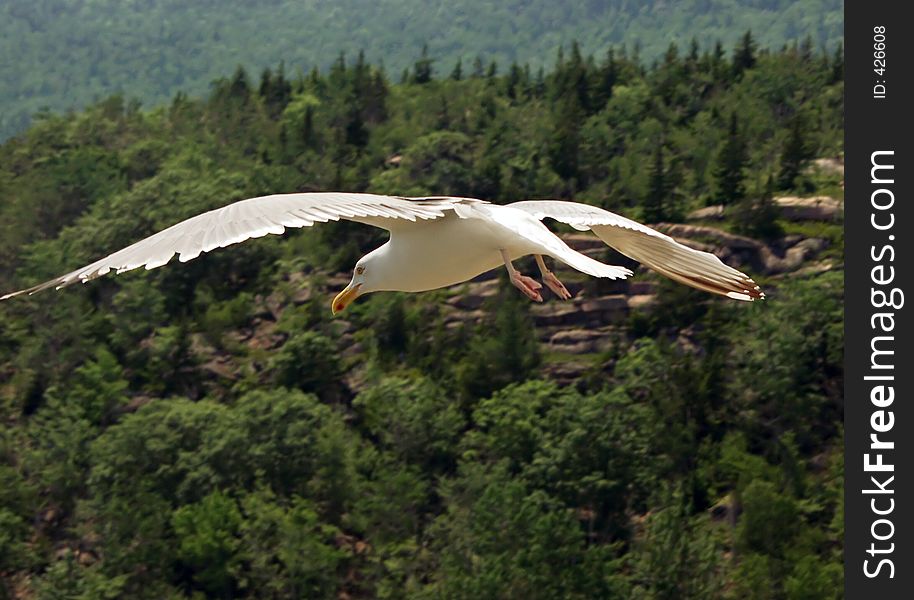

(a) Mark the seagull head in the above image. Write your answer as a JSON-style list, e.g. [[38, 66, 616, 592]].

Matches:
[[332, 254, 385, 314]]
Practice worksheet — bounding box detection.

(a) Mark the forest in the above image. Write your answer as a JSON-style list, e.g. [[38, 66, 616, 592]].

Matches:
[[0, 0, 844, 140], [0, 33, 844, 598]]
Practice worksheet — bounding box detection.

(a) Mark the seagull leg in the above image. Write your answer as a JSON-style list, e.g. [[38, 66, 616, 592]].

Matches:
[[500, 250, 543, 302], [535, 255, 572, 300]]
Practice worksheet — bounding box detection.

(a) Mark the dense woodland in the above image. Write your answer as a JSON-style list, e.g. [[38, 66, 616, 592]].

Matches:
[[0, 0, 844, 140], [0, 34, 844, 599]]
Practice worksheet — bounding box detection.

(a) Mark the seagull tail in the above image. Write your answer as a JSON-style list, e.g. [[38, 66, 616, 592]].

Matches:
[[552, 249, 632, 280]]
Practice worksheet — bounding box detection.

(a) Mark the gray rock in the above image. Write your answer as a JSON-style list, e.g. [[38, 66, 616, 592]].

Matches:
[[687, 205, 725, 221], [776, 196, 842, 221]]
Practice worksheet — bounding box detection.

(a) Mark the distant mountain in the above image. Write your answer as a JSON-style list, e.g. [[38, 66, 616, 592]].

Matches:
[[0, 0, 842, 139]]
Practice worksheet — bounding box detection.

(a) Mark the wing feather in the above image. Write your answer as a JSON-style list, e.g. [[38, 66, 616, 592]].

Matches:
[[509, 200, 763, 301], [2, 192, 467, 299]]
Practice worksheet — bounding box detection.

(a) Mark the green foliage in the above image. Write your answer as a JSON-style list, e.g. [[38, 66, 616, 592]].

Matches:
[[714, 113, 749, 205], [237, 489, 344, 597], [738, 480, 800, 557], [269, 331, 343, 398], [630, 488, 722, 600], [0, 33, 844, 599], [172, 491, 243, 595], [426, 463, 629, 599], [0, 1, 842, 141], [31, 552, 128, 600], [455, 286, 541, 400], [354, 376, 464, 472], [778, 111, 815, 191], [371, 130, 476, 196], [731, 175, 783, 240]]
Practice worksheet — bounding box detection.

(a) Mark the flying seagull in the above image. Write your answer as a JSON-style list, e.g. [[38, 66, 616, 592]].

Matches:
[[0, 192, 763, 309]]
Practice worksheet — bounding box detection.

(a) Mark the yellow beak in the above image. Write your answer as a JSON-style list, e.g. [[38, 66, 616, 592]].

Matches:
[[331, 283, 362, 315]]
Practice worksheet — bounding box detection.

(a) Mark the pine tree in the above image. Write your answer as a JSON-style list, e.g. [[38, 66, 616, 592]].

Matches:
[[436, 95, 451, 130], [329, 51, 347, 88], [829, 42, 844, 83], [259, 63, 292, 119], [522, 64, 533, 99], [365, 71, 389, 124], [533, 66, 546, 98], [687, 38, 700, 65], [732, 30, 757, 78], [594, 47, 618, 108], [568, 41, 591, 113], [472, 56, 484, 78], [450, 59, 463, 81], [800, 35, 814, 62], [734, 176, 782, 240], [506, 63, 521, 101], [228, 65, 251, 101], [777, 113, 812, 190], [643, 144, 668, 222], [302, 104, 316, 149], [344, 105, 368, 148], [548, 96, 581, 183], [714, 113, 748, 205], [414, 44, 433, 84], [259, 67, 273, 100]]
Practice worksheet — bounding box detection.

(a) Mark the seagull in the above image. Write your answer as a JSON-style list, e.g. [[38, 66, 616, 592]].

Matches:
[[0, 192, 763, 309]]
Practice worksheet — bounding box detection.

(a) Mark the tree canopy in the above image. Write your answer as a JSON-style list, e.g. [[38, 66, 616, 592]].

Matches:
[[0, 35, 844, 598], [0, 0, 843, 140]]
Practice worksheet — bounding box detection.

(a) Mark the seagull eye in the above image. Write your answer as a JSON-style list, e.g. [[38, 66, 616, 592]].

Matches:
[[356, 266, 365, 275]]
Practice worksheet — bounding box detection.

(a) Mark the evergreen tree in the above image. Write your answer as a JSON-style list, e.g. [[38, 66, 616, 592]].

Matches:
[[548, 96, 582, 183], [800, 35, 814, 62], [472, 55, 484, 78], [714, 113, 748, 205], [259, 62, 292, 119], [365, 70, 389, 124], [329, 51, 347, 88], [344, 104, 368, 148], [450, 58, 463, 81], [228, 65, 251, 101], [594, 47, 618, 107], [829, 42, 844, 83], [414, 44, 433, 84], [687, 38, 700, 65], [259, 67, 273, 100], [733, 176, 783, 240], [436, 95, 451, 130], [534, 66, 546, 98], [506, 63, 521, 101], [732, 30, 757, 78], [302, 104, 316, 149], [778, 112, 813, 190], [643, 143, 668, 222]]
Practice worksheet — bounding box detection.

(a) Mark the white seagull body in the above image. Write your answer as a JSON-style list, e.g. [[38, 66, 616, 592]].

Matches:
[[1, 192, 763, 309]]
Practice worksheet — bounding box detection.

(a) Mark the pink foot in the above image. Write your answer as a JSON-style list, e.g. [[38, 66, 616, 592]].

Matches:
[[510, 272, 543, 302], [543, 271, 572, 300]]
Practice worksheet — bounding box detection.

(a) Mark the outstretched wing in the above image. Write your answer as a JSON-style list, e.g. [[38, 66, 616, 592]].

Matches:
[[2, 192, 463, 299], [509, 200, 763, 301]]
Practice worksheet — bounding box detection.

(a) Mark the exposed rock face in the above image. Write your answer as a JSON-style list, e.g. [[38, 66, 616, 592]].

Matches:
[[775, 196, 842, 221], [809, 157, 844, 177], [445, 279, 500, 310], [658, 224, 828, 275], [544, 327, 618, 354], [190, 220, 835, 390], [687, 205, 726, 221], [688, 196, 842, 223]]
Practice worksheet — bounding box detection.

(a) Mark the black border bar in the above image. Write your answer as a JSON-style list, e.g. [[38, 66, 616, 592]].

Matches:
[[845, 1, 912, 597]]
